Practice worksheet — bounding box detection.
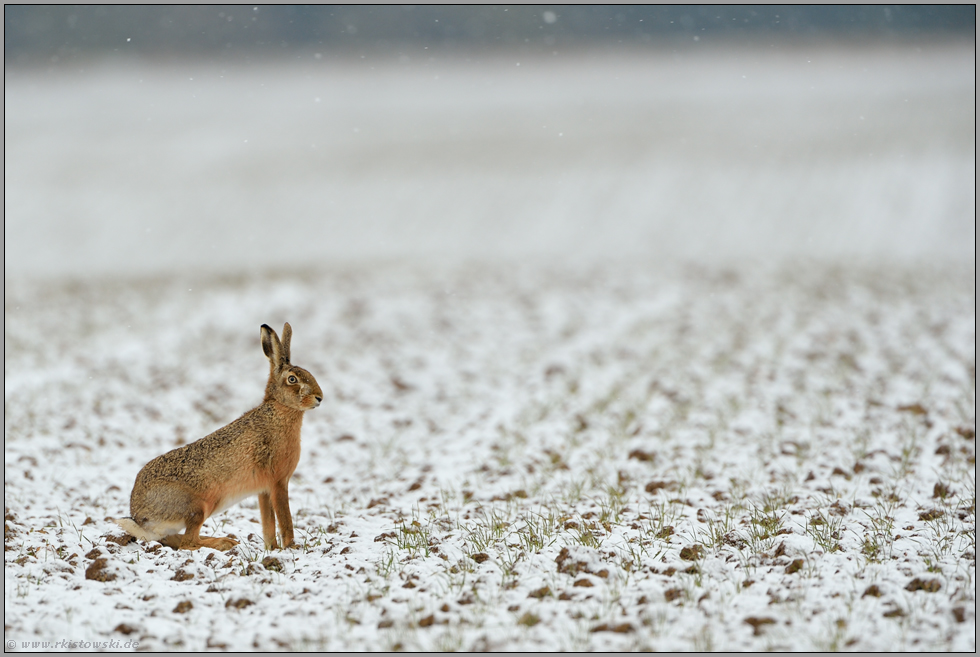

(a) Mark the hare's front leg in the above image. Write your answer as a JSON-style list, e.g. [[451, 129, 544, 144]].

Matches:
[[259, 492, 278, 549], [271, 479, 297, 548]]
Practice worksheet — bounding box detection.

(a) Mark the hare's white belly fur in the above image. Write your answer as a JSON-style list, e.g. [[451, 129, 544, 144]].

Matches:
[[212, 488, 259, 515]]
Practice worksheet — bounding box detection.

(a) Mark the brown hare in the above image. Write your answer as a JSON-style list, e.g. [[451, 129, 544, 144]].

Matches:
[[114, 323, 322, 551]]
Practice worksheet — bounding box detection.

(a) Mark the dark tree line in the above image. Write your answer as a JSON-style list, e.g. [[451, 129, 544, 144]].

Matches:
[[5, 5, 975, 63]]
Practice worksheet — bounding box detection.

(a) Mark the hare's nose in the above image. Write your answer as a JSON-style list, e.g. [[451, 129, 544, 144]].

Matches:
[[315, 396, 323, 403]]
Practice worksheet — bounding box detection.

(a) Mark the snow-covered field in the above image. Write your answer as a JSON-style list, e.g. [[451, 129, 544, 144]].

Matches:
[[4, 42, 976, 651]]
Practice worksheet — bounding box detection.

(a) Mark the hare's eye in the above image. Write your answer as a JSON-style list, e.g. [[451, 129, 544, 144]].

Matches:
[[287, 375, 298, 385]]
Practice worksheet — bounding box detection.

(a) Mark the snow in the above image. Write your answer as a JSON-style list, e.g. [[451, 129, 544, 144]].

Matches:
[[4, 42, 976, 651], [5, 262, 974, 651]]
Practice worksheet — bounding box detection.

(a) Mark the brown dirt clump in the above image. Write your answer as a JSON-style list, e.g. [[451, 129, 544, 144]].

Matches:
[[744, 617, 776, 636], [680, 545, 703, 561], [225, 598, 254, 609], [85, 558, 116, 582], [905, 578, 941, 593]]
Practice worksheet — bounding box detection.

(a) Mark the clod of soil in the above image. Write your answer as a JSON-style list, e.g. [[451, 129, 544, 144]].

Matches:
[[628, 449, 656, 462], [591, 623, 634, 633], [557, 554, 592, 577], [954, 426, 975, 440], [862, 585, 882, 598], [378, 619, 394, 629], [418, 614, 435, 628], [171, 569, 194, 582], [105, 534, 136, 546], [897, 403, 928, 415], [113, 624, 137, 635], [645, 480, 676, 493], [573, 578, 593, 588], [785, 559, 804, 574], [518, 612, 540, 627], [85, 558, 116, 582], [905, 578, 941, 593], [225, 598, 254, 609], [679, 545, 703, 561], [173, 601, 193, 613], [471, 552, 489, 564], [744, 617, 776, 636], [528, 586, 551, 599], [262, 556, 283, 571], [664, 588, 684, 602], [918, 509, 944, 521]]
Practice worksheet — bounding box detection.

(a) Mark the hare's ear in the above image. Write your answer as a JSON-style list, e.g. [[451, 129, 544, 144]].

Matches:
[[281, 323, 292, 364], [261, 324, 286, 370]]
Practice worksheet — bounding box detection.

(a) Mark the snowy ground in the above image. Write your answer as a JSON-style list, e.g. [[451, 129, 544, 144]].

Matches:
[[4, 261, 976, 651], [4, 41, 976, 651], [5, 42, 976, 275]]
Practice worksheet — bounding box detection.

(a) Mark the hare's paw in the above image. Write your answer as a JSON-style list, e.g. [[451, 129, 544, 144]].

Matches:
[[204, 536, 239, 551], [159, 534, 184, 550]]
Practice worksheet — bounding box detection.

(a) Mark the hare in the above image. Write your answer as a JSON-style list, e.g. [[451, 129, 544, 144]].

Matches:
[[114, 323, 322, 551]]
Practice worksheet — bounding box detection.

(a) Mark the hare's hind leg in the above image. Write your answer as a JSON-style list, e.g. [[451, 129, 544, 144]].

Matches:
[[159, 504, 237, 551], [180, 515, 238, 552], [136, 482, 236, 551], [180, 499, 240, 551]]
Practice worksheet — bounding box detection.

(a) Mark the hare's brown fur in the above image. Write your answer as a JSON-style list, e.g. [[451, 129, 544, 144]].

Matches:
[[114, 323, 322, 551]]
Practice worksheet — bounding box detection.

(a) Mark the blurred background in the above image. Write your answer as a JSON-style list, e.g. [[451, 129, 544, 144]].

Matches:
[[5, 5, 976, 280]]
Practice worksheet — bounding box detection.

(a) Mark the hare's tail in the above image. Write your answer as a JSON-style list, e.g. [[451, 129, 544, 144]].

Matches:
[[114, 517, 163, 542]]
